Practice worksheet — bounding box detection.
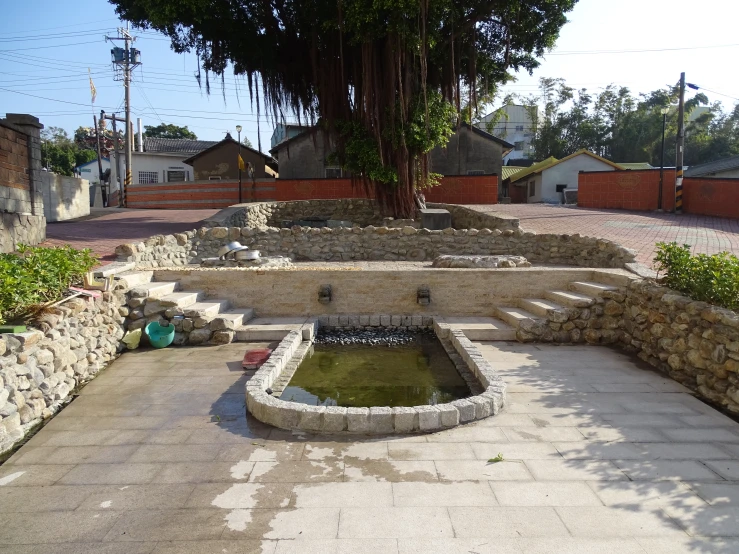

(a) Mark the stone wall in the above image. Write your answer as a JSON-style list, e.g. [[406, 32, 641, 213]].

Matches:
[[203, 199, 518, 231], [41, 172, 91, 222], [517, 277, 739, 415], [117, 224, 636, 268], [0, 212, 46, 253], [0, 290, 127, 455]]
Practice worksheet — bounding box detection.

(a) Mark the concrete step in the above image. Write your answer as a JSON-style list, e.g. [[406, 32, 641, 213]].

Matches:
[[158, 291, 205, 309], [493, 306, 543, 329], [235, 317, 308, 342], [439, 316, 516, 341], [116, 270, 153, 289], [519, 298, 568, 319], [129, 281, 178, 299], [545, 290, 596, 308], [212, 308, 256, 329], [95, 261, 135, 278], [183, 300, 232, 319], [570, 281, 618, 297]]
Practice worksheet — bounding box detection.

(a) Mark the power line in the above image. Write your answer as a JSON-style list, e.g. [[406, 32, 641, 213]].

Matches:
[[0, 18, 119, 35], [548, 43, 739, 56], [0, 29, 116, 42], [0, 40, 99, 52]]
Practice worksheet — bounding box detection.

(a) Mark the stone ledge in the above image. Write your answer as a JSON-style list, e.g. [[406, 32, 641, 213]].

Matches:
[[244, 315, 505, 434]]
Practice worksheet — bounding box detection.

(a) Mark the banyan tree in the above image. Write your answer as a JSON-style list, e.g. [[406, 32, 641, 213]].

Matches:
[[111, 0, 577, 217]]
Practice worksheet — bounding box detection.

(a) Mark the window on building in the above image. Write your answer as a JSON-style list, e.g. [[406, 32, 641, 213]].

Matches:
[[515, 125, 524, 131], [208, 176, 222, 181], [514, 141, 525, 151], [467, 170, 485, 176], [167, 170, 186, 182], [325, 166, 343, 179], [138, 171, 158, 184], [529, 181, 536, 198]]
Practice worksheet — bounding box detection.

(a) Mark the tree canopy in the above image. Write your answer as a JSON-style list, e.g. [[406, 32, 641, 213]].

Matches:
[[110, 0, 577, 215], [42, 127, 97, 177], [143, 123, 198, 139], [506, 78, 739, 166]]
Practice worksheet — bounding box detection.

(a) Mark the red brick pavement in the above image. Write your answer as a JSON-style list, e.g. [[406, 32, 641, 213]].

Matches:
[[468, 204, 739, 265], [43, 208, 218, 262]]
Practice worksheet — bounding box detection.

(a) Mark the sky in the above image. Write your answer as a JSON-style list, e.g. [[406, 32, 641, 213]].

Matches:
[[2, 0, 738, 152]]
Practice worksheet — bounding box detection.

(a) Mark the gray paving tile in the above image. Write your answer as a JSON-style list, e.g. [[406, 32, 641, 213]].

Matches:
[[517, 538, 647, 553], [436, 460, 532, 481], [128, 444, 222, 463], [0, 485, 96, 512], [637, 536, 739, 553], [293, 482, 393, 508], [424, 426, 508, 442], [556, 506, 685, 537], [687, 482, 739, 507], [490, 481, 602, 506], [248, 460, 344, 483], [397, 538, 522, 553], [10, 445, 139, 466], [217, 443, 305, 462], [577, 426, 666, 442], [274, 538, 397, 554], [152, 540, 275, 554], [0, 464, 75, 487], [470, 442, 561, 460], [339, 507, 454, 539], [102, 508, 227, 541], [587, 481, 707, 509], [523, 460, 627, 481], [448, 506, 570, 538], [502, 427, 586, 442], [702, 460, 739, 480], [187, 482, 294, 509], [28, 543, 157, 554], [58, 463, 162, 485], [388, 443, 476, 460], [77, 484, 196, 511], [661, 428, 739, 442], [662, 505, 739, 537], [0, 511, 121, 544], [344, 460, 437, 482], [393, 481, 498, 506], [221, 508, 341, 539], [155, 462, 253, 483], [613, 460, 724, 481]]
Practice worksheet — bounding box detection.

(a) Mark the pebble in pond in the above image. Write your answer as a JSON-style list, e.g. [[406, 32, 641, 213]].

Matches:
[[313, 327, 435, 347]]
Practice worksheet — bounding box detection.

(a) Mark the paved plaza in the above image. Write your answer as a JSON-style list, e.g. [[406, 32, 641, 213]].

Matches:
[[468, 204, 739, 264], [1, 342, 739, 552]]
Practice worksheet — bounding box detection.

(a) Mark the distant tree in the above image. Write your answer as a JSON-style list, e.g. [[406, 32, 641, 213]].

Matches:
[[143, 123, 198, 140], [74, 125, 123, 157]]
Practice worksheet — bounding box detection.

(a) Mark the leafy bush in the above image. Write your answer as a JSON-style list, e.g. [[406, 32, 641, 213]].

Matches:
[[0, 244, 98, 324], [654, 242, 739, 311]]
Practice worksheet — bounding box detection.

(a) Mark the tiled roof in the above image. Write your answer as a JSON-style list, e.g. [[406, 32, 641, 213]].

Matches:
[[143, 138, 218, 154], [508, 157, 559, 183], [501, 166, 528, 180], [685, 155, 739, 177]]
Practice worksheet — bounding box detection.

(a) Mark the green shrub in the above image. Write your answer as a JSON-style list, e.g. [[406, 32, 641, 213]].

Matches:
[[0, 244, 98, 324], [653, 242, 739, 311]]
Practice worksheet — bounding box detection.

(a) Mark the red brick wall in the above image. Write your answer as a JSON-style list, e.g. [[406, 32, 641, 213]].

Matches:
[[127, 175, 498, 209], [578, 170, 739, 218], [0, 123, 30, 192]]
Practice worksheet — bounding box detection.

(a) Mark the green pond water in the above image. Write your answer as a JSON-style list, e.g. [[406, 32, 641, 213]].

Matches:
[[280, 335, 470, 408]]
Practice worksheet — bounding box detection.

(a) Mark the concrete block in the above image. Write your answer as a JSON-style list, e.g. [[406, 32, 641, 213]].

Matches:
[[468, 396, 492, 420], [420, 208, 452, 230], [369, 407, 393, 434], [416, 405, 442, 432], [392, 407, 418, 433], [369, 315, 380, 326], [298, 405, 325, 432], [347, 407, 371, 433], [437, 404, 460, 427], [380, 315, 391, 326], [451, 399, 476, 422], [323, 406, 347, 432]]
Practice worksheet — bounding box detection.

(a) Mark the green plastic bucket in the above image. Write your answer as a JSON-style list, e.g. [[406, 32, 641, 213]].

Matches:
[[145, 321, 175, 349]]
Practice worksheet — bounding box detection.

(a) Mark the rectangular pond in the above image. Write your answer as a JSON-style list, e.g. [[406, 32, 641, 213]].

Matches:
[[279, 333, 471, 408]]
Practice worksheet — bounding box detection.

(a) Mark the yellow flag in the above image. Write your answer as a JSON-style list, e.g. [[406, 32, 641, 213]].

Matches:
[[88, 68, 97, 104], [238, 154, 245, 171]]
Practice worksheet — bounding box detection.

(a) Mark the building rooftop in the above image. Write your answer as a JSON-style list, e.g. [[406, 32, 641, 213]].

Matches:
[[143, 138, 218, 154], [685, 155, 739, 178]]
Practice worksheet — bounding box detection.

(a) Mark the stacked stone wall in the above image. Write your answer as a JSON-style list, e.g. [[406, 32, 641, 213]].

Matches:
[[0, 290, 127, 454]]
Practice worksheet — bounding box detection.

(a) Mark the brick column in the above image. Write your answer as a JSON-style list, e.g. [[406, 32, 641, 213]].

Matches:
[[5, 114, 44, 216]]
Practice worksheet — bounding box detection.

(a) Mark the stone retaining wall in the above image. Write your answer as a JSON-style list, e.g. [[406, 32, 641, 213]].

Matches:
[[520, 278, 739, 415], [245, 319, 506, 434], [0, 290, 127, 455], [0, 212, 46, 253], [117, 225, 636, 268]]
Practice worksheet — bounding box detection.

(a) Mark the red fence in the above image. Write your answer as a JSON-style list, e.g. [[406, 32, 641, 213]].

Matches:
[[126, 175, 498, 209], [578, 170, 739, 218]]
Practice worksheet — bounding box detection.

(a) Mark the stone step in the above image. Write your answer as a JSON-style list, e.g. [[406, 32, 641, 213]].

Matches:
[[212, 308, 256, 330], [519, 298, 568, 319], [116, 270, 153, 289], [158, 291, 205, 309], [570, 281, 618, 297], [493, 306, 543, 329], [183, 300, 232, 319], [235, 317, 308, 342], [439, 317, 516, 341], [94, 261, 135, 278], [129, 281, 178, 299], [545, 290, 596, 308]]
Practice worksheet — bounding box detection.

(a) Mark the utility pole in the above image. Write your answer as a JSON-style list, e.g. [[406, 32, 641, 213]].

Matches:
[[92, 114, 107, 207], [675, 72, 686, 214], [106, 25, 141, 208], [100, 111, 127, 207]]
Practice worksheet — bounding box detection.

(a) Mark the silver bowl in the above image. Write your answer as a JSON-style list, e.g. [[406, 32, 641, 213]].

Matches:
[[217, 241, 243, 258], [236, 249, 260, 261], [229, 246, 251, 259]]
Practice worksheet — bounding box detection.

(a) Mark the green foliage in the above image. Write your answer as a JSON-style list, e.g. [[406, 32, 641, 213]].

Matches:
[[143, 123, 198, 140], [0, 245, 98, 324], [338, 121, 399, 185], [42, 126, 97, 177], [522, 77, 739, 166], [654, 242, 739, 311], [402, 92, 457, 155], [488, 453, 504, 463]]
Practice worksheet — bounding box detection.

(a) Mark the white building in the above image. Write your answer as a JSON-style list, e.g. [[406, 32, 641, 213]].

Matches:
[[75, 157, 110, 185], [477, 104, 538, 163], [131, 138, 218, 184]]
